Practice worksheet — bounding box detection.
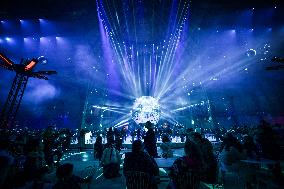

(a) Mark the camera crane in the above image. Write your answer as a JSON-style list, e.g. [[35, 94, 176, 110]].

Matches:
[[0, 52, 57, 128]]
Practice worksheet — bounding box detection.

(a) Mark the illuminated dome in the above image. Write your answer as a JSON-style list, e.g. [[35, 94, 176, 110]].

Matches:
[[132, 96, 161, 125]]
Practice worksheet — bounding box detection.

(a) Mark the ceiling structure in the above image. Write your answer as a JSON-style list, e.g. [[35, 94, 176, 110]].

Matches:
[[0, 0, 284, 128]]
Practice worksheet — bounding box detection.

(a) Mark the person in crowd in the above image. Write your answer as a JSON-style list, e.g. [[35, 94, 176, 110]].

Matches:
[[78, 129, 86, 152], [242, 135, 258, 159], [200, 137, 218, 183], [143, 121, 158, 158], [23, 138, 46, 182], [0, 136, 14, 188], [101, 142, 121, 178], [123, 140, 159, 189], [167, 140, 202, 189], [42, 126, 56, 167], [53, 163, 92, 189], [93, 135, 103, 161], [255, 120, 283, 186], [255, 120, 281, 160], [219, 133, 244, 166], [218, 132, 245, 184], [160, 135, 173, 158], [114, 128, 122, 152], [190, 132, 218, 182], [106, 127, 115, 144]]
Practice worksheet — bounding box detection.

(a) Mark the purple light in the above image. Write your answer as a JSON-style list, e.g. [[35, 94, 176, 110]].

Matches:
[[20, 19, 24, 23]]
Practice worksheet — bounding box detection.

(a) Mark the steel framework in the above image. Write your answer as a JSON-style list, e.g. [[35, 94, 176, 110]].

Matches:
[[0, 53, 57, 128]]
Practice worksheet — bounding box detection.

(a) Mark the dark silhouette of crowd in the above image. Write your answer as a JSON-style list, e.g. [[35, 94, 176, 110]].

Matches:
[[0, 126, 73, 188], [1, 119, 283, 189]]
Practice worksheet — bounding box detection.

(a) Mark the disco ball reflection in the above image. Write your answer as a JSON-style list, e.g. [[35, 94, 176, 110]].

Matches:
[[132, 96, 161, 125], [246, 49, 256, 57]]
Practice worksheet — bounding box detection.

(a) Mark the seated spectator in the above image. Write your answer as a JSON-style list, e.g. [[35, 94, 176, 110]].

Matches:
[[168, 140, 202, 189], [24, 138, 46, 182], [0, 137, 14, 188], [255, 120, 281, 160], [53, 163, 91, 189], [242, 135, 258, 159], [219, 133, 244, 166], [200, 138, 218, 183], [93, 136, 103, 161], [160, 135, 173, 158], [123, 140, 159, 189], [101, 143, 121, 178]]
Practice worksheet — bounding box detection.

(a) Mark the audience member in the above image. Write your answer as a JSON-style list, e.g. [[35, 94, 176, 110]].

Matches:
[[0, 136, 14, 188], [123, 140, 159, 189], [53, 163, 91, 189], [143, 121, 158, 158], [24, 138, 46, 182], [219, 133, 244, 166], [168, 140, 202, 189], [242, 135, 258, 159], [106, 127, 115, 144], [101, 142, 121, 178], [160, 135, 173, 158], [93, 136, 103, 161]]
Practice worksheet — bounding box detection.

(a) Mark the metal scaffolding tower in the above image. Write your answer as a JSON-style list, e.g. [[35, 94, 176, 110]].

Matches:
[[0, 53, 57, 128]]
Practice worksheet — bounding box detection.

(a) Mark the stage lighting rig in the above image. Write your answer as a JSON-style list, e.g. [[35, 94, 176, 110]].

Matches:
[[271, 56, 284, 63], [265, 56, 284, 70], [0, 52, 57, 128]]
